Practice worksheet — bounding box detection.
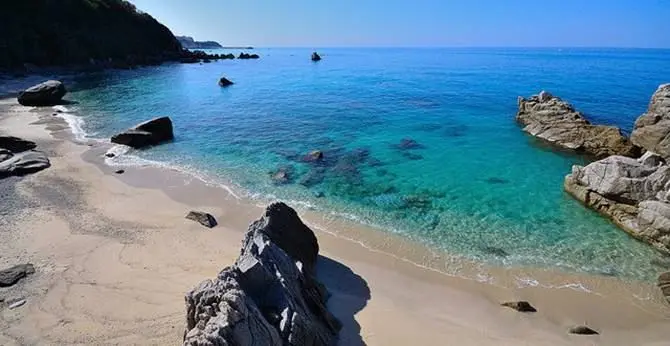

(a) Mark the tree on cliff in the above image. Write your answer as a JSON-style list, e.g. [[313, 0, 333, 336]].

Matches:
[[0, 0, 183, 69]]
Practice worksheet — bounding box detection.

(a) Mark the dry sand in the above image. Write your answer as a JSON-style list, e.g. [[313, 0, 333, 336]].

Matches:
[[1, 99, 669, 345]]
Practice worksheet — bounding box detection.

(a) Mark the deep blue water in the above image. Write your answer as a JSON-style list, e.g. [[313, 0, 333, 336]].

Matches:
[[67, 48, 670, 281]]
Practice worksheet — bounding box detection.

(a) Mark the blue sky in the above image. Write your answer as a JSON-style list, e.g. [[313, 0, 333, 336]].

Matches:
[[131, 0, 670, 48]]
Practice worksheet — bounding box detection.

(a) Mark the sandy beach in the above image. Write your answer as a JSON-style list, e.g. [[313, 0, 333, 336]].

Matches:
[[1, 99, 669, 345]]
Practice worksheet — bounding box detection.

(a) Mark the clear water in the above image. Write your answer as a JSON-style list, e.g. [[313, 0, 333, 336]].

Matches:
[[67, 48, 670, 282]]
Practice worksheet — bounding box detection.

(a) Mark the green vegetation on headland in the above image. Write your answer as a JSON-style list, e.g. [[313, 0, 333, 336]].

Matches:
[[0, 0, 223, 70]]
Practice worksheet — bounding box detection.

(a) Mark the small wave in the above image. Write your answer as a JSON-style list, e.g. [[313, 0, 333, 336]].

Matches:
[[53, 108, 89, 142]]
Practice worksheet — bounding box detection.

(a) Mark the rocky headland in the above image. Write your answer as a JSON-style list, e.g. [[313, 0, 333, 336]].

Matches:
[[176, 36, 223, 50], [516, 91, 639, 158]]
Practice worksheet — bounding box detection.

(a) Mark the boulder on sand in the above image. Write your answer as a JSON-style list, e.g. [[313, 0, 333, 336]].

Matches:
[[111, 117, 174, 149], [659, 271, 670, 304], [185, 211, 218, 228], [183, 202, 341, 345], [517, 91, 639, 158], [18, 80, 67, 106], [0, 136, 50, 178]]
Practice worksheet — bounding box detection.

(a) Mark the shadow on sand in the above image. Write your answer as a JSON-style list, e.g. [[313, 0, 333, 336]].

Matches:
[[317, 255, 371, 346]]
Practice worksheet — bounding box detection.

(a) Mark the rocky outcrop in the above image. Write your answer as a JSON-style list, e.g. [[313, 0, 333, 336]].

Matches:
[[186, 211, 218, 228], [564, 84, 670, 254], [311, 52, 322, 62], [659, 272, 670, 304], [565, 152, 670, 254], [111, 117, 174, 149], [517, 91, 639, 158], [631, 84, 670, 159], [183, 202, 341, 345], [0, 136, 50, 178], [17, 80, 67, 106], [218, 77, 234, 87], [0, 263, 35, 287]]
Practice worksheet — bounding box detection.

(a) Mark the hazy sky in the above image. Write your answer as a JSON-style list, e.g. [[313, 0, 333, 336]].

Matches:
[[130, 0, 670, 48]]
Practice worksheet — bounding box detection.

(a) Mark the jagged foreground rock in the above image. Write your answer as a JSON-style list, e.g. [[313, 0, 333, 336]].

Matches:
[[564, 84, 670, 255], [183, 203, 341, 345], [517, 91, 639, 158]]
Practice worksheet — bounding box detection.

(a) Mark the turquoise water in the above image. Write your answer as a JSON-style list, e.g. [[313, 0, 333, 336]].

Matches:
[[68, 48, 670, 281]]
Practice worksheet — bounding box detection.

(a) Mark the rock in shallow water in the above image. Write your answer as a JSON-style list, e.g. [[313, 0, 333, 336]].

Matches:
[[111, 116, 174, 149], [218, 77, 234, 87], [185, 211, 218, 228], [18, 80, 67, 106], [517, 91, 639, 158], [183, 202, 340, 345]]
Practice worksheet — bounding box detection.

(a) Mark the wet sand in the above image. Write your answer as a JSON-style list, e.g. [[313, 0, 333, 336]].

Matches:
[[1, 99, 669, 345]]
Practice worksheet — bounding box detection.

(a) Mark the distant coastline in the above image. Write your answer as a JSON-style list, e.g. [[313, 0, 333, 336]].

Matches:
[[175, 35, 223, 49]]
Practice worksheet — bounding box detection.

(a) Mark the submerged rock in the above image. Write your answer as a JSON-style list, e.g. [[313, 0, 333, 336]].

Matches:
[[631, 84, 670, 160], [0, 264, 35, 287], [183, 202, 341, 345], [659, 272, 670, 304], [482, 246, 509, 258], [303, 150, 324, 162], [568, 326, 599, 335], [311, 52, 322, 61], [394, 138, 424, 150], [0, 137, 50, 179], [517, 91, 639, 158], [111, 116, 174, 149], [18, 80, 67, 106], [185, 211, 218, 228], [270, 166, 293, 185], [218, 77, 234, 87], [501, 301, 536, 313]]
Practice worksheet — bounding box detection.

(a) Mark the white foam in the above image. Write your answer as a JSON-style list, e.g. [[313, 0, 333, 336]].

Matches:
[[55, 111, 89, 142]]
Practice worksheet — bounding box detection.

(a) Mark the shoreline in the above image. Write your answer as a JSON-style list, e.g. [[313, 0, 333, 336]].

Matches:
[[1, 98, 670, 344]]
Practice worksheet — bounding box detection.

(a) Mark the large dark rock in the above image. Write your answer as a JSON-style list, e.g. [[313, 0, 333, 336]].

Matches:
[[0, 136, 50, 179], [111, 117, 174, 149], [631, 84, 670, 160], [0, 136, 37, 152], [517, 91, 639, 158], [0, 264, 35, 287], [183, 202, 340, 345], [17, 80, 67, 106], [311, 52, 322, 62]]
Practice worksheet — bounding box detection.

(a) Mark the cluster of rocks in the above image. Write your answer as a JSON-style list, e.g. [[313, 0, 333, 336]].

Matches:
[[516, 91, 639, 158], [238, 52, 260, 60], [183, 202, 341, 345], [520, 85, 670, 304]]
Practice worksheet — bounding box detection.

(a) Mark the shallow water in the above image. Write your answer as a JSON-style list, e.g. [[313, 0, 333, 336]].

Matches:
[[65, 47, 670, 281]]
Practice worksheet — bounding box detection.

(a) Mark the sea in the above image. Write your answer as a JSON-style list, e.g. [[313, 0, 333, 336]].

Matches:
[[11, 47, 670, 282]]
